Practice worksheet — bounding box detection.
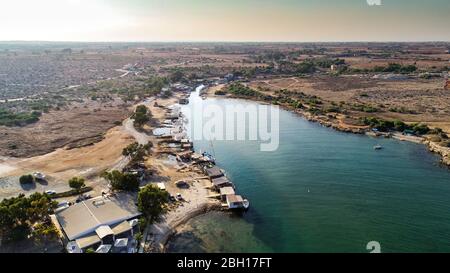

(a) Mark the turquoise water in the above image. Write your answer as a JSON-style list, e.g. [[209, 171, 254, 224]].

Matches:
[[172, 87, 450, 253]]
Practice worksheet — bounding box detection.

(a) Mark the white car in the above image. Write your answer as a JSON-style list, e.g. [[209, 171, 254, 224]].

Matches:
[[45, 190, 56, 195], [33, 172, 46, 180], [176, 193, 183, 201]]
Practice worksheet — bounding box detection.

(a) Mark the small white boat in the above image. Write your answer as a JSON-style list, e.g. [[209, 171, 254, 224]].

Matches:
[[374, 145, 383, 150], [242, 199, 250, 210]]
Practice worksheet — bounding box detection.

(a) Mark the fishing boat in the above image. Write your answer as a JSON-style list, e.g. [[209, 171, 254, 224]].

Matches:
[[373, 145, 383, 150], [242, 199, 250, 210], [202, 151, 216, 164]]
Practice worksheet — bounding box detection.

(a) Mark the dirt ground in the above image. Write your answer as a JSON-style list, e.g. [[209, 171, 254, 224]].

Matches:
[[0, 125, 134, 200], [249, 75, 450, 133], [0, 99, 130, 158]]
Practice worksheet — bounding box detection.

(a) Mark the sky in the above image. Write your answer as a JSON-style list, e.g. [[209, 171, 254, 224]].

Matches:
[[0, 0, 449, 42]]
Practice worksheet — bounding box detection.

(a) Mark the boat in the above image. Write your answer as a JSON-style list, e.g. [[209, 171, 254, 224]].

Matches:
[[373, 145, 383, 150], [242, 199, 250, 210], [201, 151, 216, 164]]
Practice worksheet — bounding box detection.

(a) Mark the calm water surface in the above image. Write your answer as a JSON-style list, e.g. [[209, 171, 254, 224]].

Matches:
[[168, 86, 450, 253]]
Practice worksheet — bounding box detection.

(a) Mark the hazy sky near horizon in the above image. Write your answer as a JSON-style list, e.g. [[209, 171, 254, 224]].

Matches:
[[0, 0, 449, 42]]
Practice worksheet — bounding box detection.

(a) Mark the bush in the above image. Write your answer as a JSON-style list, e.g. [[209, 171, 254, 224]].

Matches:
[[138, 185, 169, 223], [372, 63, 417, 74], [132, 105, 150, 128], [52, 187, 92, 199], [102, 170, 140, 192], [296, 60, 316, 74], [215, 90, 227, 96], [361, 117, 430, 135], [227, 83, 261, 97], [68, 177, 86, 192], [0, 109, 41, 127], [0, 193, 57, 243], [19, 174, 34, 184]]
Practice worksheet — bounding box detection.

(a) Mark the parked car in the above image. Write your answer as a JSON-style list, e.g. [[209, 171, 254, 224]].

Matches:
[[169, 194, 176, 202], [75, 193, 91, 203], [176, 193, 183, 201], [57, 200, 70, 207], [45, 190, 56, 195], [33, 172, 46, 180]]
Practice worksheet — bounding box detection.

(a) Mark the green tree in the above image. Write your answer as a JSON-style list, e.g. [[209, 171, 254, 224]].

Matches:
[[102, 170, 139, 192], [19, 174, 34, 184], [296, 60, 316, 74], [135, 105, 148, 115], [137, 185, 169, 223], [68, 177, 86, 192], [132, 105, 150, 128], [122, 142, 150, 165], [122, 142, 140, 157], [0, 193, 57, 243]]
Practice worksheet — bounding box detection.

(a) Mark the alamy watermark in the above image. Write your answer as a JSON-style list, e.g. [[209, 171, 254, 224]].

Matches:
[[366, 0, 382, 6], [183, 103, 280, 152], [367, 241, 381, 253]]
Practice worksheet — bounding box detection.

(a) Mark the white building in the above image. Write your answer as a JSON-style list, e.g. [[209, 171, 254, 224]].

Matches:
[[55, 194, 141, 251]]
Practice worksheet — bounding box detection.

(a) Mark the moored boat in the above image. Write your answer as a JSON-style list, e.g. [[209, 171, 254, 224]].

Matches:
[[374, 145, 383, 150], [242, 199, 250, 210]]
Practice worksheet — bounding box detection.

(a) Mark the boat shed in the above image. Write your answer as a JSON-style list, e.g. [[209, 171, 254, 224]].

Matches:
[[219, 186, 235, 201], [205, 166, 223, 179], [212, 176, 233, 189], [226, 194, 245, 209]]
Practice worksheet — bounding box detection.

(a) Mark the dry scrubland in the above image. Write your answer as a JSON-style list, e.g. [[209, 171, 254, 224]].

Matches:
[[0, 42, 449, 157], [0, 42, 449, 252]]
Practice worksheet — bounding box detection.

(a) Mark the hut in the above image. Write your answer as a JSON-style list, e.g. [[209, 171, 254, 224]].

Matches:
[[205, 166, 223, 179], [226, 195, 245, 209], [219, 187, 235, 201], [211, 176, 233, 190]]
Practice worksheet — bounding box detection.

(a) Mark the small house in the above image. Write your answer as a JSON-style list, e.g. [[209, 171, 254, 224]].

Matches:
[[219, 187, 235, 201], [226, 194, 245, 209], [211, 176, 233, 190], [205, 166, 223, 179]]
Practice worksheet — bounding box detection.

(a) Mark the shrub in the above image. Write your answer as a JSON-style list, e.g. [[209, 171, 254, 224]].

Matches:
[[68, 177, 86, 192], [19, 174, 34, 184], [102, 170, 140, 192], [138, 185, 169, 223]]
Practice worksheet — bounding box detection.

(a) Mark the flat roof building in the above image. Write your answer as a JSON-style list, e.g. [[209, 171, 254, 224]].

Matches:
[[205, 166, 224, 179], [56, 194, 141, 246], [226, 194, 245, 209], [219, 186, 235, 201], [211, 176, 233, 189]]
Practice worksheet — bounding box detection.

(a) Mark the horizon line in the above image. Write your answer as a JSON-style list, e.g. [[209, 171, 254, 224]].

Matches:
[[1, 40, 450, 44]]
